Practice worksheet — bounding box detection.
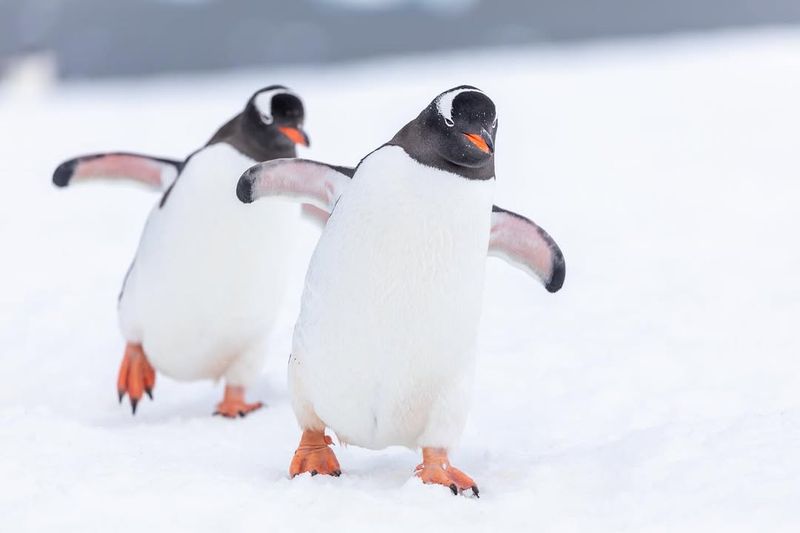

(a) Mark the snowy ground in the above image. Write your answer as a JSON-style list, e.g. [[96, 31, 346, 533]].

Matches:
[[1, 29, 799, 532]]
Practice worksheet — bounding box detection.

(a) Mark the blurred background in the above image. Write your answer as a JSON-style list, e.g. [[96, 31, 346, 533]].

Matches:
[[2, 0, 800, 80]]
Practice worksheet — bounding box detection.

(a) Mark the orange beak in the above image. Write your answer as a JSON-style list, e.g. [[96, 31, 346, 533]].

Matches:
[[463, 132, 493, 154], [278, 126, 310, 147]]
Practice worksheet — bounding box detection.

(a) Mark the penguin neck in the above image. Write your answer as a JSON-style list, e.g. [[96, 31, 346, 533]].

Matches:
[[233, 132, 297, 162], [388, 119, 495, 181], [207, 113, 297, 162]]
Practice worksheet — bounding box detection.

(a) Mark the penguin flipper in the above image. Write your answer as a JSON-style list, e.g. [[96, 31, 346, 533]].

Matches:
[[237, 158, 353, 220], [489, 205, 565, 293], [53, 152, 182, 190]]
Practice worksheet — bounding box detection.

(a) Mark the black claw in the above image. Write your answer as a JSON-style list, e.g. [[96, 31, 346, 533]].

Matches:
[[471, 485, 480, 498], [238, 411, 246, 418], [310, 470, 318, 476], [131, 398, 138, 415], [332, 470, 341, 477], [145, 388, 153, 400], [449, 483, 458, 495], [118, 391, 124, 403]]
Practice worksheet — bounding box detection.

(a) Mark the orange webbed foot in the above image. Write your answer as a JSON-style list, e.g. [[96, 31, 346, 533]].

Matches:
[[415, 448, 479, 497], [213, 385, 263, 418], [117, 343, 156, 415], [289, 430, 341, 478]]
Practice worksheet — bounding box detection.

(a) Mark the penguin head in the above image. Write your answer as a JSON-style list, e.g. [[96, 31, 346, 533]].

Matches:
[[423, 85, 497, 169], [244, 85, 310, 150]]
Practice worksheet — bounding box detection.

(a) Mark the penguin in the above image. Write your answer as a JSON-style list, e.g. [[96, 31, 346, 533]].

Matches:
[[235, 86, 565, 494], [53, 85, 311, 417]]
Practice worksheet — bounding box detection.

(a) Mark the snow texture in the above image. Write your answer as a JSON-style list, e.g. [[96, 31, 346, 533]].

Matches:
[[1, 29, 799, 533]]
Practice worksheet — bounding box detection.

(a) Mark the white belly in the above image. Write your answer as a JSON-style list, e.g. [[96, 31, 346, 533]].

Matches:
[[292, 146, 494, 449], [119, 143, 298, 384]]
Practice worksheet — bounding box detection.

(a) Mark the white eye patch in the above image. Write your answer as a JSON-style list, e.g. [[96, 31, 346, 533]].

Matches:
[[435, 87, 488, 127], [253, 87, 291, 125]]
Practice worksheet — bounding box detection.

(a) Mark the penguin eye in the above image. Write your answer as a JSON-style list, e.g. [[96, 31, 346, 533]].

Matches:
[[260, 113, 274, 125], [444, 117, 454, 127], [492, 116, 498, 128]]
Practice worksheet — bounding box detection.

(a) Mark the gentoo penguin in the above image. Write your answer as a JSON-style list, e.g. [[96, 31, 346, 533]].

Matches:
[[53, 85, 311, 417], [235, 86, 565, 494]]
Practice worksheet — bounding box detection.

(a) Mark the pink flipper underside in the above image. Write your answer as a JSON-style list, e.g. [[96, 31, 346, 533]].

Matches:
[[73, 155, 167, 188], [489, 210, 556, 286], [249, 159, 350, 214]]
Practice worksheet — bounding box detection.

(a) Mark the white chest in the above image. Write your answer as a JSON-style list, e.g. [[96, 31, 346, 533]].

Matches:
[[120, 143, 298, 378], [304, 145, 494, 323], [292, 146, 495, 447]]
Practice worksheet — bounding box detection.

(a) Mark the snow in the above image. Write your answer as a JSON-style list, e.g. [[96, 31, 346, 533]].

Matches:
[[2, 29, 800, 532]]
